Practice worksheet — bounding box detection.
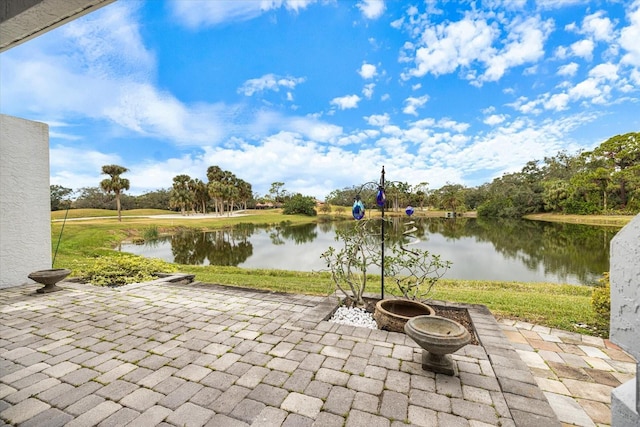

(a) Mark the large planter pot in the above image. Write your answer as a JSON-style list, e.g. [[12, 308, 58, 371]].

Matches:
[[373, 299, 435, 333]]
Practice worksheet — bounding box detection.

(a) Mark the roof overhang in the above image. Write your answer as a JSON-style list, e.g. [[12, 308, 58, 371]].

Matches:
[[0, 0, 116, 52]]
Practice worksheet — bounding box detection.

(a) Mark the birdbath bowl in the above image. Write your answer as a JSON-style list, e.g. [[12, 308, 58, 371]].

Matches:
[[404, 315, 471, 376], [28, 268, 71, 294]]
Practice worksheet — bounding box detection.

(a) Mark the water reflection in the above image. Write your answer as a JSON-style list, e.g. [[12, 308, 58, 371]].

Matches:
[[121, 218, 620, 285], [168, 227, 251, 265]]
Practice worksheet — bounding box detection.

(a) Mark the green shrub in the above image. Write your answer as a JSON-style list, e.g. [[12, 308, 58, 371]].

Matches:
[[591, 272, 611, 329], [283, 194, 317, 216], [319, 203, 332, 215], [78, 254, 177, 287]]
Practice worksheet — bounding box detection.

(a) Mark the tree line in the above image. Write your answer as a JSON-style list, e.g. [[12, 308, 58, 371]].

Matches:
[[51, 132, 639, 219], [325, 133, 639, 217], [475, 132, 639, 217], [51, 165, 318, 219]]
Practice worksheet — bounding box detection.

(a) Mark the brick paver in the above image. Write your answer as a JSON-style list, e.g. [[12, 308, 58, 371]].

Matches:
[[500, 318, 637, 427], [1, 279, 634, 427]]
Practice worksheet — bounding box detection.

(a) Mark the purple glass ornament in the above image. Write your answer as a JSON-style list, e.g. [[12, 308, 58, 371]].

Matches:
[[376, 189, 386, 207], [352, 199, 365, 220], [405, 206, 414, 216]]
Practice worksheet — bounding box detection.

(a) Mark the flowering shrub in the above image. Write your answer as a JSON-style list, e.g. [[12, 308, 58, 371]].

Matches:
[[78, 254, 177, 287]]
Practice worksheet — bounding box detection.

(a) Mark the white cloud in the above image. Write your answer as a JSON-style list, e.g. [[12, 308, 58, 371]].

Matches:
[[570, 39, 594, 59], [436, 119, 470, 133], [362, 83, 375, 99], [249, 110, 343, 143], [484, 114, 507, 125], [365, 113, 390, 126], [0, 4, 232, 146], [357, 0, 386, 19], [199, 132, 385, 199], [537, 62, 619, 111], [402, 12, 551, 85], [557, 62, 579, 76], [589, 62, 619, 80], [330, 94, 362, 110], [582, 11, 615, 42], [170, 0, 318, 27], [403, 95, 429, 115], [480, 16, 552, 83], [544, 93, 571, 111], [51, 145, 121, 172], [50, 145, 124, 191], [117, 108, 588, 198], [554, 45, 568, 59], [484, 0, 527, 11], [102, 82, 229, 144], [630, 68, 640, 86], [336, 130, 379, 146], [287, 117, 344, 142], [405, 14, 497, 78], [358, 63, 377, 79], [620, 1, 640, 66], [568, 79, 601, 99], [565, 22, 578, 32], [238, 74, 305, 96], [441, 114, 588, 178], [536, 0, 585, 10]]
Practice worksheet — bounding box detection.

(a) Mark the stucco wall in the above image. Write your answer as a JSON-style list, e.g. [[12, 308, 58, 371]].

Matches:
[[610, 214, 640, 426], [0, 114, 51, 288], [610, 214, 640, 361]]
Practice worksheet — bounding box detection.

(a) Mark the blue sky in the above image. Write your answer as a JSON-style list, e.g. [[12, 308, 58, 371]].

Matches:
[[1, 0, 639, 200]]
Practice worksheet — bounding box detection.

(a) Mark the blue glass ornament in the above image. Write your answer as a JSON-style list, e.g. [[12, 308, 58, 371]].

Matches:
[[405, 206, 414, 216], [376, 189, 386, 207], [352, 199, 365, 220]]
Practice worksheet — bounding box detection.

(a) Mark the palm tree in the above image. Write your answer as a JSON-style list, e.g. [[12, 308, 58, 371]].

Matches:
[[100, 165, 130, 222], [190, 178, 209, 214], [170, 175, 193, 215]]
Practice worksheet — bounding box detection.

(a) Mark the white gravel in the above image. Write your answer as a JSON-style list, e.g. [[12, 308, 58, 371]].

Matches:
[[329, 306, 378, 329]]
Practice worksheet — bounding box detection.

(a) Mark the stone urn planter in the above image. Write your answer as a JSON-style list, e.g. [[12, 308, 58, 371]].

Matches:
[[373, 299, 435, 333], [28, 268, 71, 293], [404, 315, 471, 375]]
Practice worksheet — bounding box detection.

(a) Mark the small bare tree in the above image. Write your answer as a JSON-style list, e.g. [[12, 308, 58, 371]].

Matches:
[[321, 221, 379, 308], [384, 244, 451, 301], [321, 219, 452, 306]]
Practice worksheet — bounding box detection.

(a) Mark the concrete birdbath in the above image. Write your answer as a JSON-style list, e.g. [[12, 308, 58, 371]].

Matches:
[[28, 268, 71, 293], [404, 315, 471, 376]]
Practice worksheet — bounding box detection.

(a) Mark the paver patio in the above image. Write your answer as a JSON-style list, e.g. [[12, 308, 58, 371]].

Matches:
[[0, 277, 634, 426]]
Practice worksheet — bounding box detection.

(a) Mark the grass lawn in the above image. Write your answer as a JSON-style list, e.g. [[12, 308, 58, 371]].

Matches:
[[524, 212, 633, 227], [51, 208, 173, 220], [51, 208, 617, 337]]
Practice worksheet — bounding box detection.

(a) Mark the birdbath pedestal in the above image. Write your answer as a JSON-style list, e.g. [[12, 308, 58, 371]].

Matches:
[[28, 268, 71, 293], [404, 315, 471, 376]]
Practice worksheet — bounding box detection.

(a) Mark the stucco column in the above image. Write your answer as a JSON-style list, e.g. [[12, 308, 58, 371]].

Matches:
[[609, 214, 640, 427], [0, 114, 51, 288]]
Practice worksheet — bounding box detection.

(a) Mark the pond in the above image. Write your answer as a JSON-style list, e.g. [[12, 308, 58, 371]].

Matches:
[[120, 217, 621, 286]]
